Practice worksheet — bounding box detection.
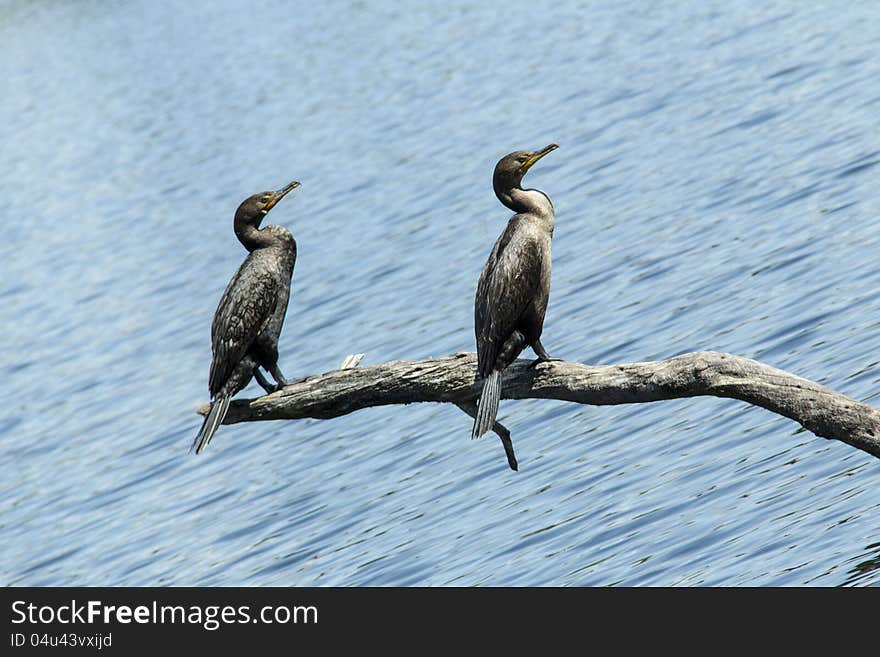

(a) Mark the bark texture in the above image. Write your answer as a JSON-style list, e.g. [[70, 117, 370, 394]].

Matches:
[[196, 351, 880, 460]]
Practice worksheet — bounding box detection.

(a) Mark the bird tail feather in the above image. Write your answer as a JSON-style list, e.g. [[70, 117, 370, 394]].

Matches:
[[191, 395, 231, 454], [472, 370, 501, 439]]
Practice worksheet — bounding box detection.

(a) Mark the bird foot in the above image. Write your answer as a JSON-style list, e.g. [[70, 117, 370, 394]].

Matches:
[[528, 357, 562, 370], [254, 369, 278, 394]]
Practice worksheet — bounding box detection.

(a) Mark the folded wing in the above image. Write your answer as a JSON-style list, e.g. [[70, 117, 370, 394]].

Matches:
[[475, 221, 544, 378], [208, 262, 279, 396]]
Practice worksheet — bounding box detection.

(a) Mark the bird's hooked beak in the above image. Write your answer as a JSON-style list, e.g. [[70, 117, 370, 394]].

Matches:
[[521, 144, 559, 173], [263, 180, 301, 213]]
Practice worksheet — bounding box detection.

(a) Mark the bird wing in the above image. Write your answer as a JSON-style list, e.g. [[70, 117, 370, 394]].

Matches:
[[475, 220, 544, 378], [208, 258, 279, 395]]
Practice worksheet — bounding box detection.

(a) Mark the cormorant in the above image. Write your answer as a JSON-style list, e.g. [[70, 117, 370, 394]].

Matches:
[[192, 180, 300, 454], [472, 144, 559, 439]]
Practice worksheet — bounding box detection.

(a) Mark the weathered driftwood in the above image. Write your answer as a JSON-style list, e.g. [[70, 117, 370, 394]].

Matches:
[[196, 351, 880, 464]]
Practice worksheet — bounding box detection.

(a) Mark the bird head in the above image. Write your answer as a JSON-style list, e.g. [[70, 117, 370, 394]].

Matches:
[[235, 180, 300, 228], [493, 144, 558, 194]]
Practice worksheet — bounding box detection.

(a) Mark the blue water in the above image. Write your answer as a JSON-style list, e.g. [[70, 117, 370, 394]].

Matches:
[[2, 0, 879, 586]]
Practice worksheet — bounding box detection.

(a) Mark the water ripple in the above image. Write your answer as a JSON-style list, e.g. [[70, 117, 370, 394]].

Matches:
[[1, 0, 879, 587]]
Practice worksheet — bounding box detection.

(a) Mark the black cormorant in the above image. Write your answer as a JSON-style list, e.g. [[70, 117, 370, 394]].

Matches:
[[192, 181, 300, 454], [472, 144, 558, 439]]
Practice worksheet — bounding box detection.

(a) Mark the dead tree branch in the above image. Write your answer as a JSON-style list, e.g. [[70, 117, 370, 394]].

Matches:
[[196, 351, 880, 463]]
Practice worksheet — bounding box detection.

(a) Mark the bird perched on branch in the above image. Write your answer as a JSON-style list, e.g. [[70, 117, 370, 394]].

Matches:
[[472, 144, 559, 439], [192, 181, 300, 454]]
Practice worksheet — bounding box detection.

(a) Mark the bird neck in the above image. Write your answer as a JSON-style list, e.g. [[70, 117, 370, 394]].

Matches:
[[234, 221, 276, 252], [497, 186, 555, 226]]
